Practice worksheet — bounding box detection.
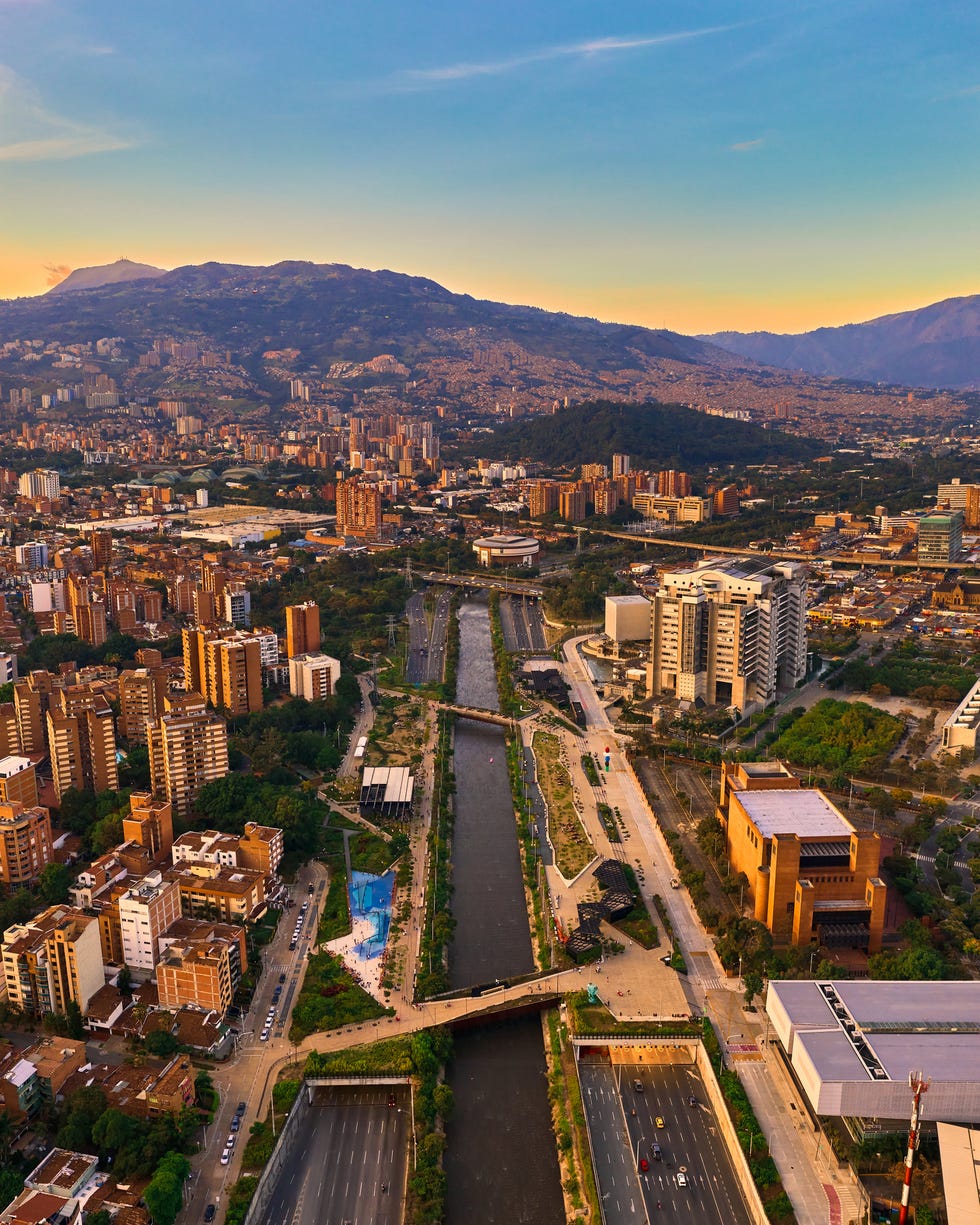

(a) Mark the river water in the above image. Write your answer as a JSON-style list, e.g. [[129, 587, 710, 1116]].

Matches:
[[444, 598, 564, 1225], [447, 600, 534, 988]]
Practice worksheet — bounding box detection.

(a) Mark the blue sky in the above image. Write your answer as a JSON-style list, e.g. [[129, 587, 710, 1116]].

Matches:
[[1, 0, 979, 332]]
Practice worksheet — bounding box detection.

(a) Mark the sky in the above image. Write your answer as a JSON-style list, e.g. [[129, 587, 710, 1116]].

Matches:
[[1, 0, 980, 334]]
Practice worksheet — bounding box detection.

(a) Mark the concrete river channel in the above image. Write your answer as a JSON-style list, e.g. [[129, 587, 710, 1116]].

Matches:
[[443, 597, 565, 1224]]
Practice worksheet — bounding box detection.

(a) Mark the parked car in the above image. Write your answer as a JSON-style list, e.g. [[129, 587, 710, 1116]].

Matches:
[[236, 1101, 246, 1115], [226, 1133, 235, 1148], [220, 1148, 230, 1166], [279, 973, 286, 984], [230, 1117, 240, 1132], [289, 941, 296, 951], [260, 1028, 270, 1042], [204, 1206, 216, 1222]]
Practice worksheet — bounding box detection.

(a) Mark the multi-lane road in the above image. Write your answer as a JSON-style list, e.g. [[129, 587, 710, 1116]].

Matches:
[[498, 594, 548, 652], [406, 589, 452, 684], [260, 1085, 409, 1225], [580, 1059, 753, 1225]]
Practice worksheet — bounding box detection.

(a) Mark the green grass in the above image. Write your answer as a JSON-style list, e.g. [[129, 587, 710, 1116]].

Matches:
[[288, 950, 390, 1039], [533, 730, 595, 879]]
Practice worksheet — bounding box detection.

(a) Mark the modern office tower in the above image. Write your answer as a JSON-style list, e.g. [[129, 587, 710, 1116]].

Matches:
[[147, 693, 229, 817], [46, 687, 119, 799], [122, 792, 174, 862], [118, 871, 182, 974], [182, 627, 263, 715], [118, 668, 168, 743], [648, 556, 807, 711], [88, 529, 113, 569], [1, 906, 103, 1017], [0, 800, 52, 887], [612, 453, 631, 478], [712, 485, 741, 517], [285, 601, 321, 659], [14, 542, 49, 570], [528, 480, 560, 518], [288, 652, 341, 701], [918, 511, 964, 563], [223, 582, 251, 628], [936, 478, 980, 527], [17, 469, 61, 500], [336, 476, 382, 538]]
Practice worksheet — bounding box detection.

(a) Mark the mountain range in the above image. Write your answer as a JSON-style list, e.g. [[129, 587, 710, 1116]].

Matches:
[[0, 261, 973, 432], [702, 295, 980, 390]]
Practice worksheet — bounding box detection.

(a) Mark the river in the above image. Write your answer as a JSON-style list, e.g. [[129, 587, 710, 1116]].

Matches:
[[443, 597, 564, 1225]]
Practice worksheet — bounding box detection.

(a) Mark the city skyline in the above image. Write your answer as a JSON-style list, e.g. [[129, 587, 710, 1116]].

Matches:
[[2, 0, 980, 333]]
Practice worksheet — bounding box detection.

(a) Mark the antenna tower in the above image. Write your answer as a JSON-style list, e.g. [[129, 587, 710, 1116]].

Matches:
[[385, 615, 397, 648], [898, 1070, 930, 1225]]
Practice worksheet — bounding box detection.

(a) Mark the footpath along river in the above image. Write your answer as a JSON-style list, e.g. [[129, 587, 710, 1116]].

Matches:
[[442, 596, 564, 1225]]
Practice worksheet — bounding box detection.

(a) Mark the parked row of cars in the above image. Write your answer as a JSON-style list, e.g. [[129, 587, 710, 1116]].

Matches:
[[218, 1101, 248, 1169]]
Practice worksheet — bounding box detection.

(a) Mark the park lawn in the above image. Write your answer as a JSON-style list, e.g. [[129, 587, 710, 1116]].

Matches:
[[288, 950, 390, 1040], [533, 730, 595, 880]]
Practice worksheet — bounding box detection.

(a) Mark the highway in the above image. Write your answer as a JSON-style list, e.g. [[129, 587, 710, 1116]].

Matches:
[[499, 594, 549, 652], [581, 1058, 753, 1225], [406, 588, 452, 684], [257, 1085, 409, 1225]]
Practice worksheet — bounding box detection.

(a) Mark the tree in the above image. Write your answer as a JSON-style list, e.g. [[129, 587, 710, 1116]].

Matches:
[[742, 969, 764, 1007], [143, 1152, 190, 1225], [117, 965, 133, 997], [65, 999, 85, 1040], [37, 862, 72, 905], [144, 1029, 179, 1058]]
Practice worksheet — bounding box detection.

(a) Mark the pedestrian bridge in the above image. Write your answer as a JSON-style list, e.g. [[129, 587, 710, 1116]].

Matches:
[[436, 701, 516, 728], [419, 570, 544, 598]]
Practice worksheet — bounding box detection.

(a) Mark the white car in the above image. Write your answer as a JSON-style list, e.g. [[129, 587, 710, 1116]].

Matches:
[[676, 1172, 688, 1188], [226, 1133, 236, 1148], [220, 1148, 230, 1165], [260, 1028, 270, 1042]]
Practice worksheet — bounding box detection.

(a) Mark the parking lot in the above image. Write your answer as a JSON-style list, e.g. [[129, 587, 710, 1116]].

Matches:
[[579, 1055, 753, 1225]]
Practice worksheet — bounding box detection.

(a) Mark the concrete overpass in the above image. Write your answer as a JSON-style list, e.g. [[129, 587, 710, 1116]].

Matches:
[[435, 701, 517, 728]]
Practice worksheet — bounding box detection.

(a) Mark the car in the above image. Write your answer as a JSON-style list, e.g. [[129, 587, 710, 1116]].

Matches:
[[655, 1116, 665, 1129], [230, 1117, 240, 1132], [632, 1079, 644, 1092], [308, 883, 315, 895], [688, 1095, 697, 1107], [220, 1148, 230, 1166], [386, 1091, 396, 1108], [236, 1101, 246, 1115], [670, 878, 680, 889], [639, 1158, 649, 1172], [279, 973, 286, 984], [226, 1133, 235, 1148], [652, 1143, 662, 1161], [289, 941, 296, 951], [204, 1206, 216, 1222], [272, 989, 281, 1001], [260, 1028, 270, 1042], [676, 1172, 688, 1188]]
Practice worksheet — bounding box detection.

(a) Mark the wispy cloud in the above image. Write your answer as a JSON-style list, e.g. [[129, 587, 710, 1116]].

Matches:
[[0, 63, 133, 161], [729, 137, 765, 152], [391, 25, 737, 90]]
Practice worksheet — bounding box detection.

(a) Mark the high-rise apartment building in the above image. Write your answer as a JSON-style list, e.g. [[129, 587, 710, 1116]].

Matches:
[[288, 652, 341, 701], [0, 757, 39, 808], [223, 583, 251, 628], [0, 800, 53, 888], [118, 668, 168, 743], [528, 480, 560, 518], [182, 627, 263, 715], [1, 906, 103, 1017], [336, 476, 382, 539], [17, 469, 61, 500], [122, 792, 174, 862], [147, 693, 229, 817], [88, 529, 113, 569], [46, 687, 118, 799], [612, 453, 631, 479], [118, 871, 182, 974], [648, 557, 807, 711], [285, 601, 321, 659], [559, 486, 587, 523], [655, 469, 692, 497], [14, 542, 49, 570]]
